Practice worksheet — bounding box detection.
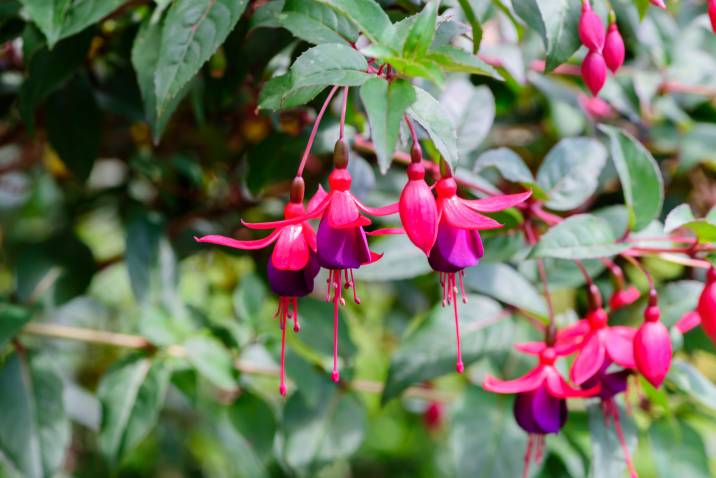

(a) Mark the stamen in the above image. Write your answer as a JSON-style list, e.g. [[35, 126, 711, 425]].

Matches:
[[535, 435, 545, 463], [279, 307, 287, 396], [521, 435, 534, 478], [452, 275, 464, 373], [325, 275, 332, 302], [273, 297, 282, 319], [332, 270, 342, 383], [349, 269, 360, 304], [459, 271, 468, 304], [612, 404, 638, 478], [292, 297, 300, 332]]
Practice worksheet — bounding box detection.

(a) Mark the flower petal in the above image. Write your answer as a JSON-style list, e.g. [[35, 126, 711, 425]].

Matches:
[[441, 197, 502, 230], [462, 191, 532, 213], [604, 326, 636, 369], [241, 203, 325, 230], [570, 333, 606, 385], [195, 229, 280, 250], [675, 310, 701, 334], [307, 184, 328, 213], [365, 227, 404, 236], [483, 366, 546, 394], [327, 191, 363, 228], [546, 367, 600, 398], [356, 198, 399, 216], [302, 223, 317, 252], [514, 342, 546, 356], [271, 225, 310, 271]]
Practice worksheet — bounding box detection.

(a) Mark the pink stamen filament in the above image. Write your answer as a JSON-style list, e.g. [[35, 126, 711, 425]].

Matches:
[[331, 270, 342, 382], [609, 400, 638, 478], [522, 435, 535, 478], [296, 85, 340, 177], [279, 301, 288, 396], [292, 297, 300, 332], [458, 271, 467, 304]]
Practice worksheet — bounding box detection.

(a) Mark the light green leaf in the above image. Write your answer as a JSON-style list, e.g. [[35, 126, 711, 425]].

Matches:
[[313, 0, 393, 44], [600, 125, 664, 232], [649, 419, 710, 478], [291, 43, 372, 88], [98, 356, 170, 465], [279, 0, 358, 45], [456, 0, 482, 53], [360, 43, 445, 84], [449, 387, 527, 478], [658, 280, 703, 328], [359, 78, 416, 174], [258, 73, 326, 110], [427, 46, 502, 79], [154, 0, 249, 116], [403, 0, 437, 58], [530, 214, 629, 259], [588, 402, 637, 478], [228, 392, 277, 461], [407, 86, 458, 165], [442, 80, 496, 160], [382, 295, 512, 402], [184, 336, 238, 390], [0, 304, 32, 349], [663, 204, 716, 242], [464, 262, 547, 317], [536, 137, 607, 211], [668, 359, 716, 410], [474, 148, 535, 185], [355, 234, 431, 281], [0, 354, 70, 478]]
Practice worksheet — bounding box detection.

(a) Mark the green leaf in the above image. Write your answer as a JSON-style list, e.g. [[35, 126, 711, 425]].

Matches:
[[382, 295, 512, 402], [154, 0, 249, 116], [359, 78, 416, 174], [313, 0, 393, 44], [0, 304, 32, 349], [668, 360, 716, 410], [473, 148, 535, 185], [449, 387, 527, 478], [292, 299, 356, 360], [282, 388, 366, 473], [427, 46, 502, 79], [125, 210, 163, 303], [361, 43, 445, 84], [599, 125, 664, 232], [464, 262, 547, 317], [132, 16, 191, 142], [530, 214, 629, 259], [258, 73, 326, 111], [663, 204, 716, 242], [407, 86, 458, 166], [184, 336, 237, 390], [403, 0, 437, 58], [19, 29, 92, 129], [443, 81, 496, 160], [513, 0, 582, 72], [98, 356, 170, 465], [291, 43, 371, 88], [658, 281, 702, 328], [279, 0, 358, 45], [45, 74, 99, 182], [456, 0, 482, 53], [536, 137, 607, 211], [649, 419, 710, 478], [228, 392, 277, 461], [20, 0, 123, 47], [588, 402, 637, 478], [355, 234, 432, 281], [233, 273, 268, 325], [0, 354, 70, 478]]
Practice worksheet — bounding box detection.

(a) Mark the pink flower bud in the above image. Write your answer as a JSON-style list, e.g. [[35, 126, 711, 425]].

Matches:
[[399, 162, 438, 255], [581, 51, 607, 96], [696, 268, 716, 345], [423, 401, 444, 430], [578, 94, 613, 118], [634, 306, 672, 388], [649, 0, 666, 9], [709, 0, 716, 34], [604, 23, 625, 73], [609, 285, 640, 310], [579, 1, 606, 51]]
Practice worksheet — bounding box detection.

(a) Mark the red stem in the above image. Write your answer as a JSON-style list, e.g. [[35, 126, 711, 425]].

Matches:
[[296, 85, 340, 177], [339, 86, 349, 140]]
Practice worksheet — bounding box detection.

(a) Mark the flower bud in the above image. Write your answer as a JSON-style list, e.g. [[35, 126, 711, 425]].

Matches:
[[578, 94, 612, 118], [400, 162, 438, 255], [423, 401, 444, 430], [710, 0, 716, 36], [609, 286, 640, 310], [603, 21, 625, 73], [696, 269, 716, 345], [581, 50, 607, 96], [579, 1, 606, 52], [649, 0, 666, 9], [633, 306, 672, 388]]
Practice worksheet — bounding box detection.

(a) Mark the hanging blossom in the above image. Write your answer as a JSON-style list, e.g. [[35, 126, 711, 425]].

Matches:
[[676, 267, 716, 345], [603, 10, 625, 74], [579, 0, 607, 96], [633, 292, 672, 388], [413, 160, 531, 372], [483, 340, 599, 478], [195, 177, 320, 395], [607, 262, 641, 310], [248, 139, 398, 382]]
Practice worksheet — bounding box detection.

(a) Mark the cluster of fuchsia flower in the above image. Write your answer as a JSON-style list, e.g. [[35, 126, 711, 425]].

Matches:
[[579, 0, 625, 96]]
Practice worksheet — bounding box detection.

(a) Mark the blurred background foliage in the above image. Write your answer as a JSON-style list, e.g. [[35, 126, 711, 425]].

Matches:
[[0, 0, 716, 477]]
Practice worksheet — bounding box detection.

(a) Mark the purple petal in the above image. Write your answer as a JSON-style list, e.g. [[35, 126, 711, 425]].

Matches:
[[427, 220, 484, 273], [316, 218, 370, 269], [267, 252, 319, 297], [514, 387, 567, 435]]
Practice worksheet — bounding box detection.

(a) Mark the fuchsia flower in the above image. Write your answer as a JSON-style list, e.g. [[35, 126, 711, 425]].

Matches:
[[604, 13, 625, 73], [709, 0, 716, 34], [484, 343, 599, 477], [427, 161, 531, 372], [195, 178, 320, 395], [557, 307, 636, 385], [247, 140, 397, 382], [399, 144, 438, 255], [609, 286, 641, 310], [678, 267, 716, 345], [633, 303, 672, 388], [582, 50, 607, 96], [579, 0, 606, 52], [649, 0, 666, 9], [578, 94, 613, 119]]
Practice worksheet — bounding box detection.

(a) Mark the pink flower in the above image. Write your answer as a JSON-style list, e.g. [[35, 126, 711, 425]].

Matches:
[[578, 94, 613, 119], [582, 50, 607, 96], [696, 267, 716, 344], [709, 0, 716, 34], [649, 0, 666, 9], [604, 18, 625, 73], [428, 162, 531, 373], [633, 305, 672, 388], [399, 145, 438, 255], [579, 0, 606, 52], [195, 178, 320, 395], [609, 285, 640, 310]]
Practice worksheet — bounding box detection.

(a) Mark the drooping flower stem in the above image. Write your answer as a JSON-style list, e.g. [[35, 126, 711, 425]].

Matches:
[[525, 221, 555, 326], [622, 254, 655, 293], [279, 308, 288, 396], [605, 399, 638, 478], [405, 114, 420, 150], [339, 86, 349, 140], [296, 85, 340, 177], [332, 270, 341, 382]]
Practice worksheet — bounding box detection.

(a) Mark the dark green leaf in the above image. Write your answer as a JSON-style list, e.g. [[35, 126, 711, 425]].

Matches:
[[154, 0, 249, 116], [314, 0, 393, 44], [407, 85, 458, 165], [233, 273, 268, 325], [464, 262, 547, 317], [588, 402, 637, 478], [228, 392, 277, 460], [0, 304, 32, 349], [355, 234, 432, 281], [292, 299, 356, 360], [658, 281, 702, 328], [530, 214, 629, 259], [536, 137, 607, 211], [599, 125, 664, 232], [382, 295, 512, 402], [184, 336, 237, 390], [402, 0, 437, 58], [46, 75, 99, 181], [98, 356, 171, 465], [649, 419, 710, 478], [279, 0, 358, 45], [359, 77, 416, 173], [0, 354, 70, 478], [427, 46, 502, 79], [291, 43, 371, 88], [449, 386, 527, 478], [125, 210, 163, 303], [456, 0, 482, 53], [258, 72, 326, 110]]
